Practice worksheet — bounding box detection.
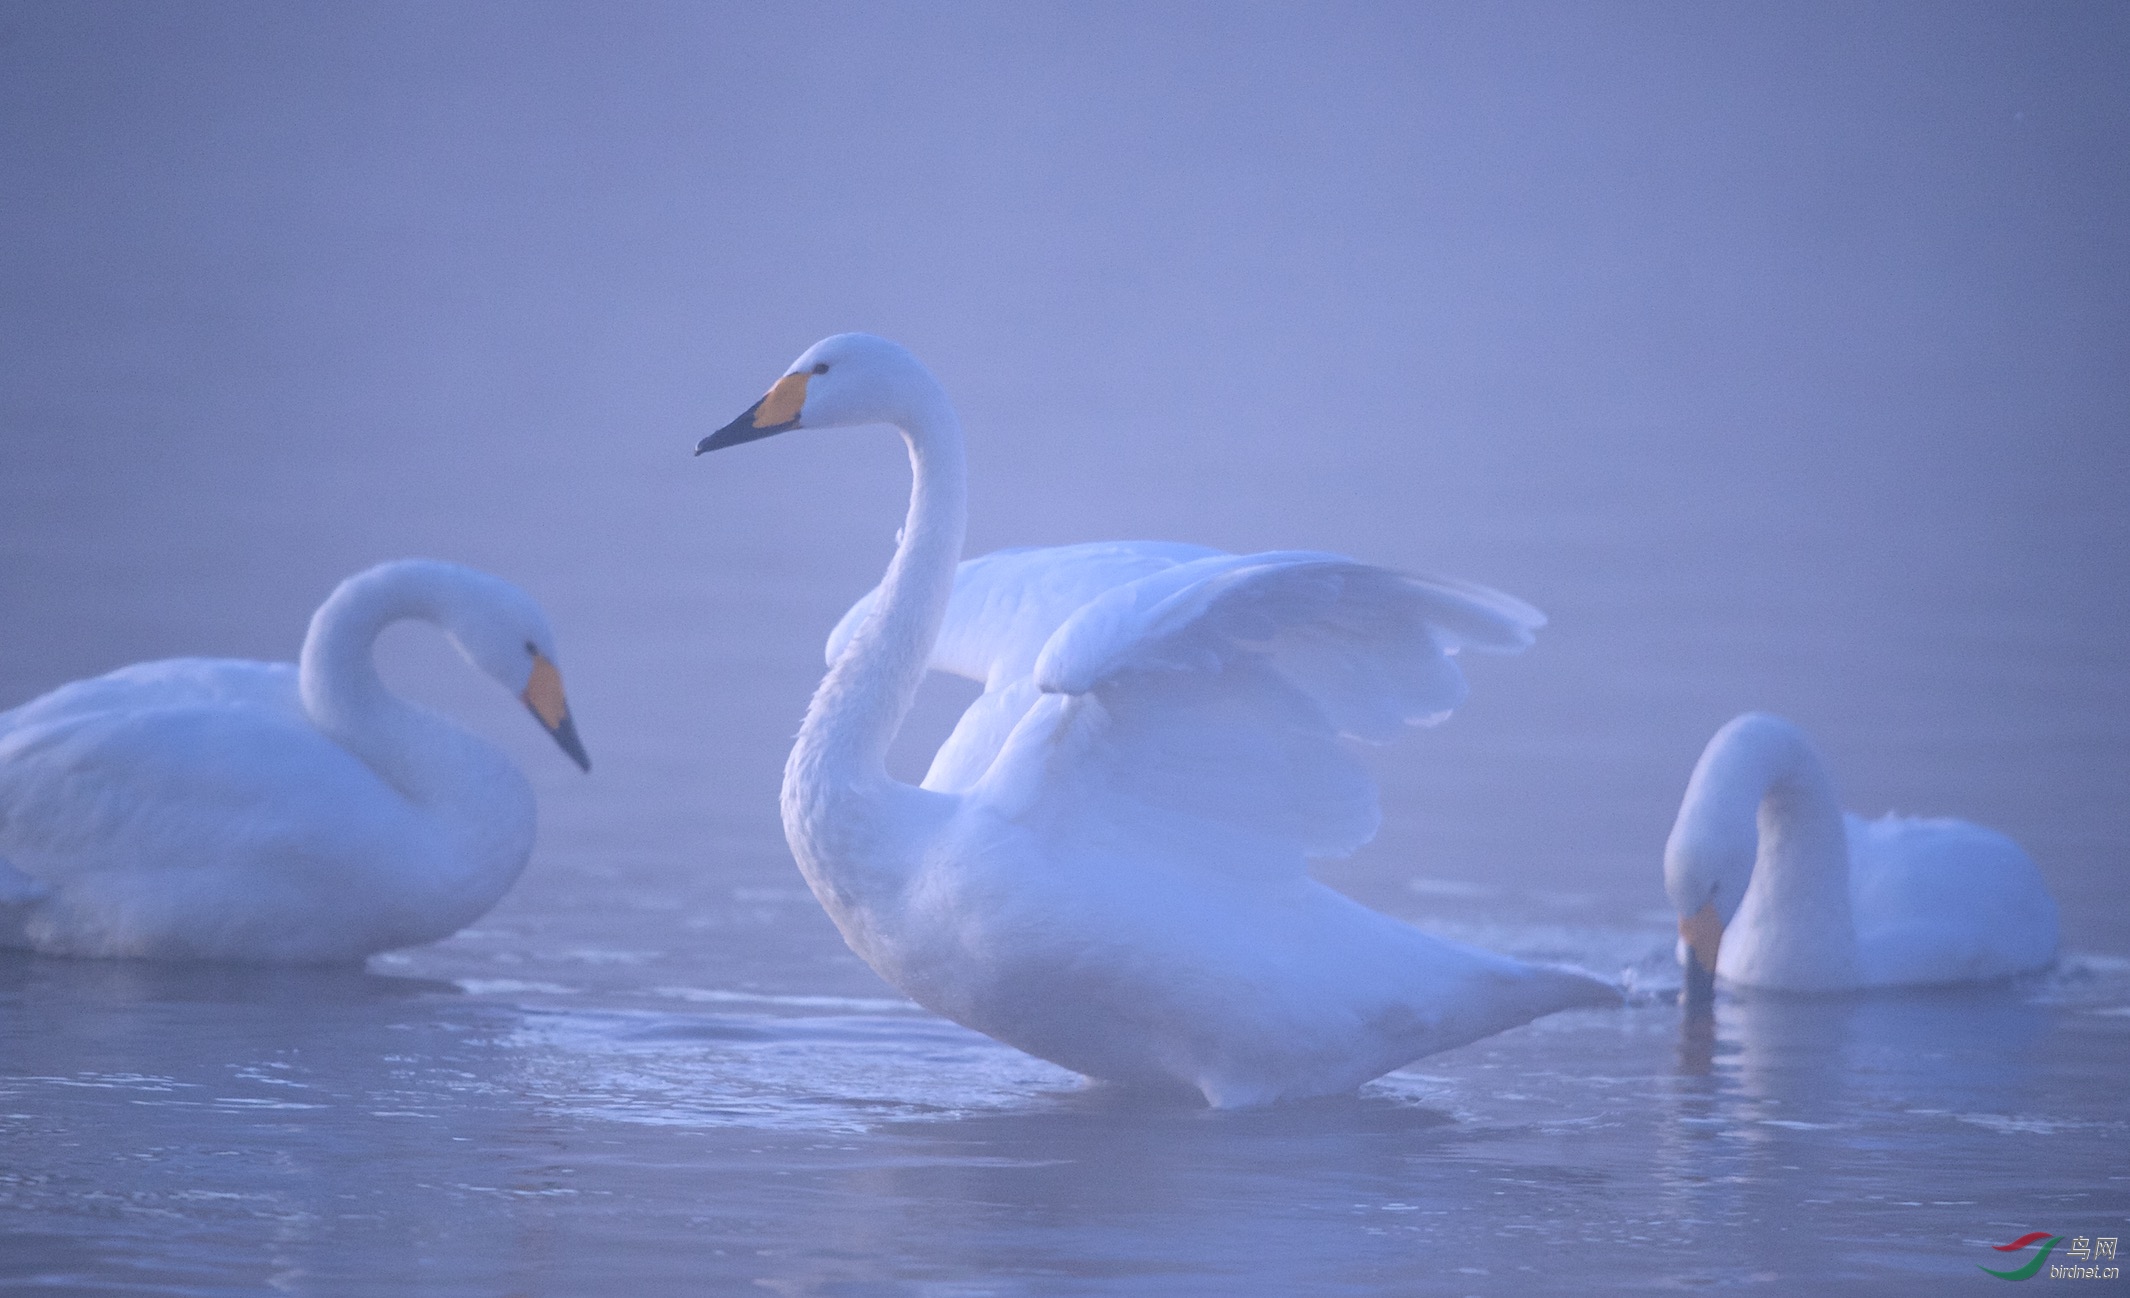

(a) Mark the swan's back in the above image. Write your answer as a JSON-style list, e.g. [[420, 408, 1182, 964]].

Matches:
[[0, 661, 322, 876], [1846, 813, 2060, 986], [0, 658, 445, 960], [2, 658, 306, 731]]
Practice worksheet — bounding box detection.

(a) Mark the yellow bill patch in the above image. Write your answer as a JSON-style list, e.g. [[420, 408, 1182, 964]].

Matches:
[[1678, 901, 1724, 972], [754, 371, 810, 428], [523, 654, 570, 729]]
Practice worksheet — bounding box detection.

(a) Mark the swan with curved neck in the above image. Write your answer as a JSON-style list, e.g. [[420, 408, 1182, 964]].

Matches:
[[1665, 712, 2058, 1006], [0, 559, 589, 963], [697, 333, 1618, 1107]]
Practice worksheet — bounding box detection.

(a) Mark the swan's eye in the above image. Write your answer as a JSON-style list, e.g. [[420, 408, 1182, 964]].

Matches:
[[812, 362, 830, 375], [524, 641, 539, 657]]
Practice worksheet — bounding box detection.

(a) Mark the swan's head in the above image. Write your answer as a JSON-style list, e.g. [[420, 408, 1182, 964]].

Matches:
[[1664, 815, 1752, 1009], [433, 567, 592, 772], [695, 333, 941, 454], [1662, 712, 1803, 1007]]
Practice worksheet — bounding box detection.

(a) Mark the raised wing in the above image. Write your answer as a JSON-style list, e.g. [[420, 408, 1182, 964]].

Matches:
[[972, 553, 1543, 874], [828, 542, 1223, 791], [826, 541, 1223, 685], [1034, 553, 1542, 738]]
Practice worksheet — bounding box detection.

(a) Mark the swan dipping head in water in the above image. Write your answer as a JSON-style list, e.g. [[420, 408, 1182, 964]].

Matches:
[[0, 559, 589, 963], [697, 334, 1619, 1108], [1664, 712, 2058, 1008]]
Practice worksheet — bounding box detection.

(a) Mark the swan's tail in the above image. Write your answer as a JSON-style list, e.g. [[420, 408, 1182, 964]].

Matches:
[[1521, 960, 1627, 1014], [1427, 956, 1623, 1058]]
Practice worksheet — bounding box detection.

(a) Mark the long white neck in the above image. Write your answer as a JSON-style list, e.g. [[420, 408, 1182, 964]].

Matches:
[[299, 562, 504, 809], [1668, 713, 1859, 987], [781, 384, 968, 908]]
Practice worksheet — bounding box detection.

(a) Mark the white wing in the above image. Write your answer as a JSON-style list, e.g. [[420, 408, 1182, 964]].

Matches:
[[978, 552, 1541, 875], [830, 544, 1543, 874], [1846, 813, 2061, 984], [1031, 552, 1543, 735], [827, 541, 1224, 685], [0, 659, 401, 891], [828, 542, 1225, 791]]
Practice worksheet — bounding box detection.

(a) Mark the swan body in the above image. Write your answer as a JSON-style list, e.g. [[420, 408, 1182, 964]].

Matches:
[[0, 559, 589, 963], [1665, 712, 2058, 1001], [697, 333, 1618, 1107]]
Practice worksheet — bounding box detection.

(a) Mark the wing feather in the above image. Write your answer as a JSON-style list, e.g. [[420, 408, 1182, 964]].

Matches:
[[1034, 554, 1542, 739], [927, 547, 1543, 873], [826, 542, 1223, 791], [0, 661, 406, 890], [827, 541, 1222, 684]]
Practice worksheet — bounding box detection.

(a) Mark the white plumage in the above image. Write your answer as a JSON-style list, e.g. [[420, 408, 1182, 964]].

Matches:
[[0, 559, 589, 963], [1665, 712, 2058, 998], [698, 333, 1618, 1107]]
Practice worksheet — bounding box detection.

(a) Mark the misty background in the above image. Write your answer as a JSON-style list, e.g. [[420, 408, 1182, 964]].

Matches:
[[2, 1, 2125, 958]]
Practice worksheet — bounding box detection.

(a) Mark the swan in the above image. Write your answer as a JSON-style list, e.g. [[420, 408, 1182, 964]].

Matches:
[[694, 332, 1618, 1107], [1665, 712, 2059, 1005], [0, 559, 590, 963]]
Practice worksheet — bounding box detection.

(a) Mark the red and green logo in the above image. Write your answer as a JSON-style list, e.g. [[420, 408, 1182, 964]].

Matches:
[[1980, 1232, 2058, 1280]]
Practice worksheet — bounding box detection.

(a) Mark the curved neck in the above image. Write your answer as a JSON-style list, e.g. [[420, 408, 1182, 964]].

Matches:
[[299, 564, 477, 803], [1671, 715, 1856, 962], [790, 390, 968, 793]]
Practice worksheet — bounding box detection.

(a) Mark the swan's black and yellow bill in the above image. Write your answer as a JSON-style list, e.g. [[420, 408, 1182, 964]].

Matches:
[[523, 653, 591, 772], [1679, 901, 1722, 1009], [696, 371, 809, 455]]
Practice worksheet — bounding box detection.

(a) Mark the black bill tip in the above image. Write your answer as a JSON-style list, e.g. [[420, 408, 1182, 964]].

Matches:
[[1682, 958, 1716, 1011], [696, 399, 798, 456], [536, 706, 592, 772]]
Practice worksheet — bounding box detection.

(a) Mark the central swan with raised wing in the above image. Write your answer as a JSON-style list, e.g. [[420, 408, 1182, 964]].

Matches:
[[697, 333, 1616, 1107]]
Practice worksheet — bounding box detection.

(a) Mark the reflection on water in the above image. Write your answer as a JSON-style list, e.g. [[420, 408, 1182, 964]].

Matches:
[[1653, 983, 2115, 1290], [5, 948, 2126, 1294]]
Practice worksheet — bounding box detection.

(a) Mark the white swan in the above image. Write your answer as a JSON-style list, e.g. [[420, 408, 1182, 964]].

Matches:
[[0, 559, 590, 963], [695, 333, 1618, 1107], [1665, 712, 2058, 1004]]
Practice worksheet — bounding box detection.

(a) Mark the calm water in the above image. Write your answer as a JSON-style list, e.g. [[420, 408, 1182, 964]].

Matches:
[[3, 3, 2127, 1293]]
